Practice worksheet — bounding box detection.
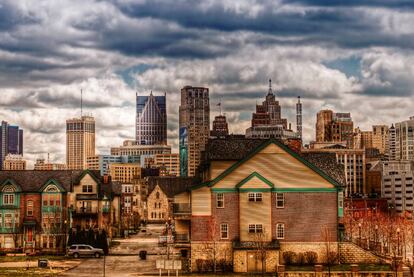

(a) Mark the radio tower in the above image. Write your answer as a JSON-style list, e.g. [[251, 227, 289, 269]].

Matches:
[[296, 96, 302, 141]]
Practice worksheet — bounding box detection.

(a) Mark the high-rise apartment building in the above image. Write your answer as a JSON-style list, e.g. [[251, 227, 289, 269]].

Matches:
[[34, 159, 66, 170], [372, 125, 389, 154], [303, 147, 366, 197], [136, 92, 167, 145], [393, 117, 414, 161], [109, 163, 141, 183], [315, 110, 354, 148], [210, 115, 229, 138], [179, 86, 210, 176], [296, 96, 302, 140], [381, 161, 414, 214], [66, 116, 96, 170], [353, 128, 373, 149], [154, 153, 180, 176], [0, 121, 23, 170], [388, 124, 397, 160], [3, 154, 26, 170], [86, 154, 141, 176]]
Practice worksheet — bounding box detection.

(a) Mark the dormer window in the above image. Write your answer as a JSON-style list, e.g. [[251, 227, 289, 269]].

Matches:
[[248, 192, 262, 202]]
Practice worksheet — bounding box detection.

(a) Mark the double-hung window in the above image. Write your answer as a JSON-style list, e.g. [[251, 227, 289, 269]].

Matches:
[[27, 200, 34, 216], [3, 194, 14, 205], [220, 224, 228, 239], [216, 193, 224, 208], [248, 193, 262, 202], [248, 224, 263, 233], [276, 193, 284, 208], [276, 223, 285, 239]]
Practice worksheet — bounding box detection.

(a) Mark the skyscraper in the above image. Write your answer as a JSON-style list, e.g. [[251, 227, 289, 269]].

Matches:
[[136, 92, 167, 145], [245, 80, 297, 140], [393, 116, 414, 161], [388, 124, 396, 160], [315, 110, 354, 148], [179, 86, 210, 176], [211, 115, 229, 138], [372, 125, 389, 154], [66, 116, 96, 170], [0, 121, 23, 170]]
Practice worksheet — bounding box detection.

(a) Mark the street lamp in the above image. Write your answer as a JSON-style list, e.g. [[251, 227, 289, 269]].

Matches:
[[358, 223, 362, 246], [374, 225, 378, 252]]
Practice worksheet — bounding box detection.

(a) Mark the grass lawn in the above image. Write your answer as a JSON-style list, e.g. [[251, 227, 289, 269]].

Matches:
[[0, 267, 64, 276], [0, 255, 70, 263]]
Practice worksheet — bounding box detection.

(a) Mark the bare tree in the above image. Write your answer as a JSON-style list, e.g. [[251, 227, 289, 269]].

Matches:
[[322, 225, 337, 277], [252, 228, 272, 276]]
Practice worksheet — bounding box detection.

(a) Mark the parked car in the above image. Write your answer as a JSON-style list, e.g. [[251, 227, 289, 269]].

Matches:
[[67, 244, 104, 258]]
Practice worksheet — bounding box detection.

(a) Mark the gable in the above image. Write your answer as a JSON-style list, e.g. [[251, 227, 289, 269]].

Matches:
[[40, 179, 66, 193], [0, 179, 21, 192], [236, 172, 273, 189], [212, 141, 336, 190]]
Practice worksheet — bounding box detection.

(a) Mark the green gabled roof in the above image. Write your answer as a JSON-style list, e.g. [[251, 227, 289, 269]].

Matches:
[[235, 172, 274, 188], [192, 139, 342, 191], [76, 169, 101, 185], [39, 179, 66, 192], [0, 178, 21, 192]]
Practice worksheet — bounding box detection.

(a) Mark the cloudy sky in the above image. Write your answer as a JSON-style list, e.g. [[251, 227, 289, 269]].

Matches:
[[1, 0, 414, 167]]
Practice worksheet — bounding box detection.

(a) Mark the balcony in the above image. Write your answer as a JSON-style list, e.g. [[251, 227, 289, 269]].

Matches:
[[175, 233, 190, 243], [72, 206, 98, 217], [173, 203, 191, 220], [0, 226, 17, 234], [232, 239, 280, 250], [102, 206, 110, 213]]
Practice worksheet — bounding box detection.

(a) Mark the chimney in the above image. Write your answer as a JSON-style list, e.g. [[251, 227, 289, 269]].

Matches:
[[103, 175, 111, 184]]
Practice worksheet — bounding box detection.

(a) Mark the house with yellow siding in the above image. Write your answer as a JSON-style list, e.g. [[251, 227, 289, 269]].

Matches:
[[172, 138, 346, 273]]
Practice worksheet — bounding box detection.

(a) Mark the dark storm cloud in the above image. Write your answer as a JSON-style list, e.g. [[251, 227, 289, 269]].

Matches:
[[0, 1, 39, 30], [284, 0, 414, 8]]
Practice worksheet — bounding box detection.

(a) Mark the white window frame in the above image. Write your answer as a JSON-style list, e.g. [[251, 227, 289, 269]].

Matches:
[[216, 193, 224, 208], [248, 224, 263, 233], [4, 213, 12, 228], [27, 200, 34, 216], [276, 223, 285, 239], [276, 193, 284, 208], [248, 192, 263, 202], [3, 194, 15, 205], [220, 224, 228, 239]]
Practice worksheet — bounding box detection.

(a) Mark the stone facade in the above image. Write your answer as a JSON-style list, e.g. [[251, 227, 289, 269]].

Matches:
[[147, 185, 169, 222], [190, 242, 232, 272], [339, 242, 384, 264]]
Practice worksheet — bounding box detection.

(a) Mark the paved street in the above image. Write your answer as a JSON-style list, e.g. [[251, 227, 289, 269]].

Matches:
[[60, 224, 171, 277]]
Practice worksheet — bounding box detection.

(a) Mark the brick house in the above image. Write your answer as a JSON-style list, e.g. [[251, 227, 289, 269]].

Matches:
[[0, 170, 120, 253], [173, 138, 346, 273]]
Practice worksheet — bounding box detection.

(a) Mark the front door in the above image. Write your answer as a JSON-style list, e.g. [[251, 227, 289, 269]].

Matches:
[[247, 251, 263, 272], [27, 227, 33, 241]]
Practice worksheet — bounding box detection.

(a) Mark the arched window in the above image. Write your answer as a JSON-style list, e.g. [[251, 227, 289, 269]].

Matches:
[[156, 192, 160, 199], [3, 185, 16, 205]]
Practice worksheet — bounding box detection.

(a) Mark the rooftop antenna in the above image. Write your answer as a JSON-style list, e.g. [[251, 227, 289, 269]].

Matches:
[[268, 79, 273, 95]]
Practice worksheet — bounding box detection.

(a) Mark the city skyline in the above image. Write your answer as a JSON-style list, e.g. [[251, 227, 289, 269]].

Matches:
[[1, 1, 414, 167]]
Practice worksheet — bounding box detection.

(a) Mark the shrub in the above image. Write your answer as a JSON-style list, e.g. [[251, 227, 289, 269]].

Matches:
[[326, 251, 338, 265], [196, 259, 204, 273], [296, 252, 305, 265], [283, 251, 297, 265], [304, 251, 318, 265]]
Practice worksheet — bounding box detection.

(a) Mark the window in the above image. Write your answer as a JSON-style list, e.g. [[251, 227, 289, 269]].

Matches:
[[216, 193, 224, 208], [27, 200, 34, 216], [3, 194, 14, 205], [276, 223, 285, 239], [248, 224, 263, 233], [82, 185, 93, 193], [248, 192, 262, 202], [4, 214, 12, 228], [220, 224, 228, 239], [276, 193, 284, 208], [156, 192, 160, 199], [338, 192, 344, 209]]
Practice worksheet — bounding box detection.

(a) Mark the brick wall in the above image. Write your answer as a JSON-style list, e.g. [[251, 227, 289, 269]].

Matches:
[[212, 193, 239, 241], [272, 192, 338, 242], [20, 193, 42, 225], [191, 216, 211, 241]]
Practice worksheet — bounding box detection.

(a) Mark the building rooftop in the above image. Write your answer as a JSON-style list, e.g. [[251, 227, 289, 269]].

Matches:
[[147, 177, 195, 198]]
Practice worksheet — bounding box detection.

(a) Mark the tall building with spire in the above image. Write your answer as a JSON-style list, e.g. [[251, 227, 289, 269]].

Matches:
[[66, 116, 96, 170], [136, 92, 167, 145], [0, 121, 23, 170], [179, 86, 210, 176], [246, 79, 297, 140], [211, 102, 229, 138]]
